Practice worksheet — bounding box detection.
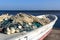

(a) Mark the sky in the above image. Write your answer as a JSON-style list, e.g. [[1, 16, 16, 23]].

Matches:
[[0, 0, 60, 10]]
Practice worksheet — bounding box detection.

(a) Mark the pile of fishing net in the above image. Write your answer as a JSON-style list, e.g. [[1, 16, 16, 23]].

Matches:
[[0, 13, 50, 34]]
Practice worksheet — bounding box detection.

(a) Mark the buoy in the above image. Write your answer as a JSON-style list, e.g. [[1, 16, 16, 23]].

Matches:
[[32, 26, 37, 29], [28, 23, 32, 25], [15, 28, 20, 33], [18, 25, 22, 29], [7, 31, 11, 35], [10, 27, 15, 34], [6, 27, 11, 35], [32, 22, 42, 28]]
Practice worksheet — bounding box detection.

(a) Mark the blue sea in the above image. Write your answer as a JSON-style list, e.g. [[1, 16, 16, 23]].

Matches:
[[0, 10, 60, 28]]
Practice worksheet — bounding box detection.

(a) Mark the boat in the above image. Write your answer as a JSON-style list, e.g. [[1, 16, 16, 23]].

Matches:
[[0, 14, 58, 40]]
